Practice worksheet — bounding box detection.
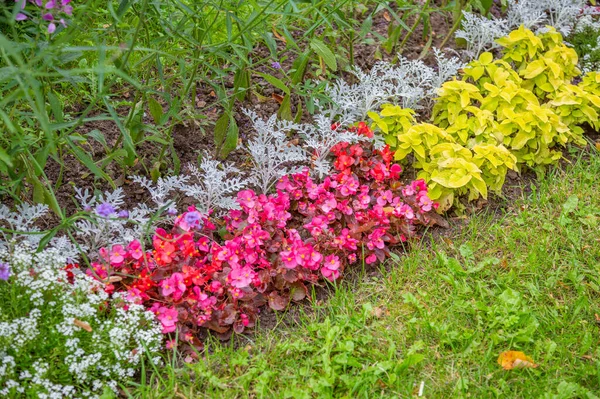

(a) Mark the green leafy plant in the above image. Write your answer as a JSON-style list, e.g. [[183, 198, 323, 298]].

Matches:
[[373, 114, 516, 212], [497, 26, 580, 100]]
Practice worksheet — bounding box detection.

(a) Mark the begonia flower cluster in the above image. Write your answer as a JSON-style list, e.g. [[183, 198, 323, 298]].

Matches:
[[87, 126, 445, 356]]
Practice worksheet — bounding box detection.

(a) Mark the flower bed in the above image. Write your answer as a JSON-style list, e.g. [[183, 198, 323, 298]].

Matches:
[[2, 1, 600, 394], [86, 134, 447, 358]]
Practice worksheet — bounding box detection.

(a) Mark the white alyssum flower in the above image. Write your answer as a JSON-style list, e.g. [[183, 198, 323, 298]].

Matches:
[[0, 244, 163, 398]]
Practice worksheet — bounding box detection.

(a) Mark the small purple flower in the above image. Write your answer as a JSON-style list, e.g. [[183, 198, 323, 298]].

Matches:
[[0, 262, 11, 281], [118, 210, 129, 219], [96, 203, 116, 218], [167, 208, 178, 216], [271, 61, 281, 70], [184, 211, 203, 228], [15, 13, 28, 21]]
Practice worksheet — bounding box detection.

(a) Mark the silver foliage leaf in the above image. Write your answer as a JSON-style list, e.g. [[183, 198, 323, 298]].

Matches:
[[243, 109, 308, 193], [180, 155, 248, 214]]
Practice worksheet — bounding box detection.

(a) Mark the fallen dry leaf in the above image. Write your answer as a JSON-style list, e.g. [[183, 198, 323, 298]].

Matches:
[[497, 351, 538, 370], [272, 93, 285, 104], [73, 319, 93, 332], [272, 27, 287, 43], [372, 306, 389, 318], [383, 10, 391, 22], [595, 141, 600, 151]]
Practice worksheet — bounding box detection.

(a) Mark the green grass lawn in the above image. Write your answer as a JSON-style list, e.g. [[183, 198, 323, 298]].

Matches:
[[128, 151, 600, 398]]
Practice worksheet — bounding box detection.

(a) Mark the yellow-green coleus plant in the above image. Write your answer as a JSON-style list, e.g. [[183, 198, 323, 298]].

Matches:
[[367, 104, 416, 148], [420, 142, 487, 211], [372, 114, 517, 212], [435, 47, 580, 171], [497, 26, 580, 99], [496, 103, 570, 169], [549, 83, 600, 136], [577, 72, 600, 130]]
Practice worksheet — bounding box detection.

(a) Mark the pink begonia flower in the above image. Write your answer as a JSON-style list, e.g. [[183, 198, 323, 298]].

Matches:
[[418, 195, 434, 212], [197, 237, 210, 252], [156, 306, 178, 333], [230, 287, 244, 299], [237, 189, 257, 209], [365, 254, 377, 264], [125, 288, 143, 304], [228, 266, 255, 288], [319, 193, 337, 213], [209, 280, 223, 294], [166, 339, 177, 350], [389, 163, 402, 179], [109, 244, 126, 266], [240, 313, 250, 327], [367, 228, 386, 250], [280, 249, 298, 269], [321, 254, 340, 281], [160, 273, 186, 298], [338, 175, 359, 196], [376, 190, 394, 206], [127, 239, 144, 260], [393, 203, 414, 220]]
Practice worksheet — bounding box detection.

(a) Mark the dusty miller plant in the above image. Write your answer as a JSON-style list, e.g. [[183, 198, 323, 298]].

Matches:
[[243, 109, 307, 193], [0, 203, 49, 249], [299, 113, 368, 178], [323, 49, 463, 119], [456, 11, 508, 57], [179, 155, 248, 213], [73, 175, 184, 252]]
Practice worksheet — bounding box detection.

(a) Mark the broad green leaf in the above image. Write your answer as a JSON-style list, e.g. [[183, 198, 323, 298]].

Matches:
[[562, 195, 579, 215], [291, 52, 310, 85], [66, 136, 115, 188], [310, 39, 337, 72], [220, 116, 239, 159], [0, 147, 12, 167], [255, 71, 290, 95], [233, 68, 251, 101], [214, 111, 230, 149], [277, 94, 293, 121], [148, 97, 163, 125]]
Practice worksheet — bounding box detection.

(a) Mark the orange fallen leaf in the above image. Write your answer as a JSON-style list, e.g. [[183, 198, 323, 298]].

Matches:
[[271, 27, 287, 44], [497, 351, 538, 370], [383, 10, 391, 22], [595, 141, 600, 151], [272, 93, 285, 104], [73, 319, 93, 332]]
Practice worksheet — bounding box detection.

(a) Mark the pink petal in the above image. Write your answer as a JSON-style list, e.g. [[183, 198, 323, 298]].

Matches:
[[47, 23, 56, 33], [15, 13, 27, 21]]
